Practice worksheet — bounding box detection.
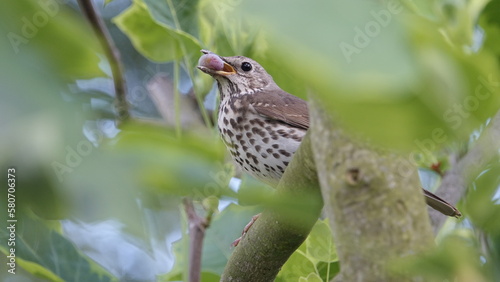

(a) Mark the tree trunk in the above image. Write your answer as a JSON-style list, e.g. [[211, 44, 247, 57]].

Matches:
[[309, 98, 435, 282]]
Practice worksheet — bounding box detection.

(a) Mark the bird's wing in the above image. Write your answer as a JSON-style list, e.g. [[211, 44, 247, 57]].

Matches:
[[248, 89, 310, 130]]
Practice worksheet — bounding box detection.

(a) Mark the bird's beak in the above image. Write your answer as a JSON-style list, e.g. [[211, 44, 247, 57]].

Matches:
[[216, 63, 236, 75], [198, 50, 236, 75]]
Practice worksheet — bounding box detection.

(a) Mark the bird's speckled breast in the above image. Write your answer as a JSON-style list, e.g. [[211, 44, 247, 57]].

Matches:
[[217, 95, 305, 187]]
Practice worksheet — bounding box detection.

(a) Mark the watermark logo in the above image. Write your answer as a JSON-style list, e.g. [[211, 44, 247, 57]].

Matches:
[[339, 0, 403, 63], [7, 0, 64, 54]]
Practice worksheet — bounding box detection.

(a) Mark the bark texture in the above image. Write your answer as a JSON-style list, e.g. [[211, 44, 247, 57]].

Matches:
[[309, 99, 435, 282]]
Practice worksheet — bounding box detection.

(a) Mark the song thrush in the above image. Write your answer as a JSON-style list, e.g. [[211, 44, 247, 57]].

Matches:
[[197, 50, 461, 218]]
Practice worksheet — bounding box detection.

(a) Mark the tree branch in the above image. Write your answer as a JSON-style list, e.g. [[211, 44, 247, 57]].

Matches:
[[183, 198, 209, 282], [430, 110, 500, 231], [221, 133, 323, 282], [309, 98, 435, 282], [77, 0, 130, 123]]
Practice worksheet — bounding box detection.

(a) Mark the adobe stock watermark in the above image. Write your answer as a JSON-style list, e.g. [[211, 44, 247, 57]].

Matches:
[[208, 0, 244, 33], [339, 0, 403, 63], [191, 163, 234, 200], [51, 127, 104, 182], [212, 0, 243, 17], [7, 0, 65, 54], [395, 73, 500, 179]]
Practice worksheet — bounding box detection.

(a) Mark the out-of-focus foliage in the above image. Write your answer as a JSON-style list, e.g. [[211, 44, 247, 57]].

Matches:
[[0, 0, 237, 280], [233, 0, 500, 152], [0, 1, 114, 279], [465, 161, 500, 234], [395, 230, 492, 282], [2, 0, 500, 281], [0, 212, 115, 281], [2, 0, 102, 79]]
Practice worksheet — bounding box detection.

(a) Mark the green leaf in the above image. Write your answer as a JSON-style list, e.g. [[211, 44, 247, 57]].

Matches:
[[480, 0, 500, 62], [276, 219, 338, 281], [317, 261, 340, 282], [0, 212, 116, 281], [113, 0, 201, 62], [305, 219, 337, 263], [482, 0, 500, 27], [237, 174, 274, 206], [1, 0, 102, 79], [0, 8, 99, 219], [464, 161, 500, 234], [111, 122, 229, 199], [11, 258, 64, 282], [394, 233, 491, 282], [276, 247, 316, 282], [142, 0, 200, 37]]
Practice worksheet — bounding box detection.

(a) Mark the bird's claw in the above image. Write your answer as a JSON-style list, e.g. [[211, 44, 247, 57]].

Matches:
[[231, 214, 261, 247]]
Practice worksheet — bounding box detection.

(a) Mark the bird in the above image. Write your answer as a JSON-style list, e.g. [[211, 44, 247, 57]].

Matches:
[[197, 50, 461, 222]]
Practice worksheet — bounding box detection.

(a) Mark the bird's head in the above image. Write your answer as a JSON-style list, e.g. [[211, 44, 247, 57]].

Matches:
[[197, 50, 276, 97]]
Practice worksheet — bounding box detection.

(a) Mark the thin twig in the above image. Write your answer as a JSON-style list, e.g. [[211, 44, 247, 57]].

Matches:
[[77, 0, 130, 123], [183, 198, 209, 282]]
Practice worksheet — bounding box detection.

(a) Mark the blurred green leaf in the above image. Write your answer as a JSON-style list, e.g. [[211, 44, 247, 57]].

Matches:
[[0, 1, 100, 220], [237, 174, 274, 206], [112, 122, 229, 198], [161, 271, 220, 282], [395, 232, 492, 282], [2, 0, 102, 79], [0, 212, 116, 281], [10, 258, 64, 282], [482, 0, 500, 27], [197, 0, 262, 55], [465, 161, 500, 234], [480, 0, 500, 63]]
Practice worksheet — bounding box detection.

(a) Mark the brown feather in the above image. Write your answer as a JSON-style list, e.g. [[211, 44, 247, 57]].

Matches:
[[423, 189, 462, 217], [248, 88, 310, 130]]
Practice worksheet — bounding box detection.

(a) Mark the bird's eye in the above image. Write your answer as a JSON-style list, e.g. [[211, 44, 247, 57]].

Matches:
[[241, 62, 252, 72]]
